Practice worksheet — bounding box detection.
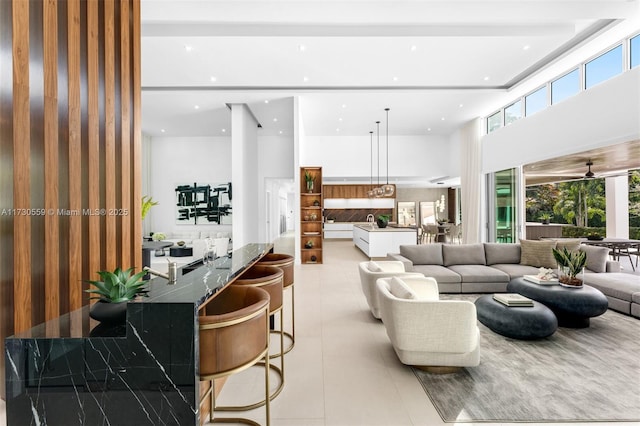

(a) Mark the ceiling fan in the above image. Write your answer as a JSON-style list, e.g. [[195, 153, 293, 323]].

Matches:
[[581, 159, 637, 180], [584, 160, 595, 178]]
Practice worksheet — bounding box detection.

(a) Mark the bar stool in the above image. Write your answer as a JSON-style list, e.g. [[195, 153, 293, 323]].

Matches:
[[199, 285, 271, 426], [257, 253, 295, 357], [219, 265, 285, 410]]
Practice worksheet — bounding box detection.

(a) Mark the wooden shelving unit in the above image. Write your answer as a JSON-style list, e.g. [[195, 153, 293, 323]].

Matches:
[[300, 167, 323, 264]]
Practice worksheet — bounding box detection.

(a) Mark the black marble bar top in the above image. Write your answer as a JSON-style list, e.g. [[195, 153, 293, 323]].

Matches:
[[5, 243, 273, 426]]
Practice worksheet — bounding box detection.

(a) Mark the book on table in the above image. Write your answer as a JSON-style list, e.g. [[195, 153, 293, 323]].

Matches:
[[523, 275, 559, 285], [493, 293, 534, 307]]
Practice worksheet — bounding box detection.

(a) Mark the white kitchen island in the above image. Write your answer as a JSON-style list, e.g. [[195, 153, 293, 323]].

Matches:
[[353, 224, 418, 258]]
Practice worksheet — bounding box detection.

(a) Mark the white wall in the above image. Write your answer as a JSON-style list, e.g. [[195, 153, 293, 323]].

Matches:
[[147, 136, 232, 237], [302, 134, 455, 182], [482, 68, 640, 174]]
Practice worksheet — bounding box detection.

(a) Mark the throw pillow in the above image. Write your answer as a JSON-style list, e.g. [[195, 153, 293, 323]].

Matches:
[[484, 243, 521, 265], [389, 277, 416, 300], [519, 239, 557, 269], [399, 244, 443, 265], [367, 261, 382, 272], [555, 239, 582, 253], [442, 244, 486, 266], [579, 245, 610, 273]]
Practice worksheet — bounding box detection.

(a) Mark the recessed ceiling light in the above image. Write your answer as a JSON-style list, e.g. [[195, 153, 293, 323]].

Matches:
[[298, 44, 307, 52], [427, 128, 431, 131], [342, 104, 347, 108], [210, 76, 217, 82], [336, 128, 340, 132], [484, 76, 490, 81], [441, 117, 445, 121], [273, 118, 278, 122], [459, 104, 464, 108], [221, 128, 226, 133], [279, 130, 283, 134], [194, 105, 200, 110], [184, 45, 193, 52], [393, 76, 399, 82], [523, 45, 530, 50], [303, 76, 309, 82], [160, 129, 165, 133], [410, 45, 417, 52], [264, 100, 269, 104]]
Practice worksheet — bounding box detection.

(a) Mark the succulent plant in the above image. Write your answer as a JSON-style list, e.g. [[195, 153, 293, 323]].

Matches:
[[85, 267, 149, 303]]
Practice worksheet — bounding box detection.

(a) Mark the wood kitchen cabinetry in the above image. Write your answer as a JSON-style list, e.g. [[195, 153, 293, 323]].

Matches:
[[300, 167, 323, 264], [323, 184, 395, 199]]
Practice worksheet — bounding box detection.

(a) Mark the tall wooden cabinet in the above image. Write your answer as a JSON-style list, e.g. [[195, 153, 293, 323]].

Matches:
[[300, 167, 323, 264]]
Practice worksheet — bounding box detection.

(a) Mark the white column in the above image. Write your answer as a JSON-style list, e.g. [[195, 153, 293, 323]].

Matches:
[[605, 174, 629, 238], [459, 118, 483, 244], [231, 104, 259, 247]]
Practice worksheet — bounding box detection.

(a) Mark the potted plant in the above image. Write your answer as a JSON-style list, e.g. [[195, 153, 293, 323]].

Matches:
[[141, 195, 158, 220], [304, 240, 314, 249], [436, 218, 449, 225], [376, 214, 390, 229], [85, 267, 149, 323], [539, 212, 552, 224], [552, 247, 587, 287], [304, 170, 314, 193]]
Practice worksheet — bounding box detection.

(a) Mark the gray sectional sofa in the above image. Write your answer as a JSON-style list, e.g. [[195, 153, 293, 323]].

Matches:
[[387, 241, 640, 318]]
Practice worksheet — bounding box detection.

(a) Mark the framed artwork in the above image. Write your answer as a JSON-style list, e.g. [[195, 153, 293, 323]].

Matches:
[[175, 182, 232, 225]]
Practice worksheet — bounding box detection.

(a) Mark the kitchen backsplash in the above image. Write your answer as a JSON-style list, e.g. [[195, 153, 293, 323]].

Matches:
[[324, 209, 394, 222]]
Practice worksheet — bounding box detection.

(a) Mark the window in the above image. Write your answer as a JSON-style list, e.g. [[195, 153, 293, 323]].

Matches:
[[631, 34, 640, 69], [551, 69, 579, 105], [487, 111, 502, 133], [585, 45, 623, 89], [504, 100, 522, 125], [525, 86, 547, 116]]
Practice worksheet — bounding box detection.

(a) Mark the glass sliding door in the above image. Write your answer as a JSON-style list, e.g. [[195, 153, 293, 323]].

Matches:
[[489, 168, 518, 243]]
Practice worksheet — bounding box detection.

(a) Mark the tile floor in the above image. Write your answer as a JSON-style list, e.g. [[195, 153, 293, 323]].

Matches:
[[1, 236, 638, 426]]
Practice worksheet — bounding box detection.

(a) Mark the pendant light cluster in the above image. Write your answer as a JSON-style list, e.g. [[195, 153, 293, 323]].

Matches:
[[368, 108, 395, 198]]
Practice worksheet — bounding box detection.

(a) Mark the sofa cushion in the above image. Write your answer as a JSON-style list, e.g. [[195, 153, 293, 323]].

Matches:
[[484, 243, 521, 265], [582, 273, 640, 302], [389, 277, 416, 299], [520, 239, 557, 269], [399, 244, 443, 265], [633, 292, 640, 304], [443, 244, 486, 266], [367, 261, 382, 272], [411, 265, 461, 283], [447, 265, 510, 283], [490, 263, 541, 279], [579, 245, 610, 273]]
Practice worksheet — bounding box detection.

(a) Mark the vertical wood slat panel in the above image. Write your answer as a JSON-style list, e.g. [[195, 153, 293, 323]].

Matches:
[[132, 0, 141, 269], [119, 0, 131, 268], [104, 0, 116, 271], [13, 0, 32, 333], [43, 0, 60, 321], [87, 0, 100, 280], [67, 0, 82, 311]]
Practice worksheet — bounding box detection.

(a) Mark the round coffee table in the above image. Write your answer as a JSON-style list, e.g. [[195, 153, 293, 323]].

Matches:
[[507, 277, 608, 328], [475, 295, 557, 340]]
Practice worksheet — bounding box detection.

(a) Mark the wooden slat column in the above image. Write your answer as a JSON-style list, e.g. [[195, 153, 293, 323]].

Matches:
[[0, 0, 142, 398]]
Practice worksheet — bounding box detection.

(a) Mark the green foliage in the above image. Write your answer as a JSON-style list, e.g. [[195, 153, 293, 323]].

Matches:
[[539, 212, 552, 220], [630, 170, 640, 227], [85, 267, 149, 303], [561, 226, 605, 238], [377, 214, 390, 221], [304, 170, 314, 183], [552, 247, 587, 278], [554, 180, 605, 227], [526, 184, 559, 221], [141, 196, 158, 220]]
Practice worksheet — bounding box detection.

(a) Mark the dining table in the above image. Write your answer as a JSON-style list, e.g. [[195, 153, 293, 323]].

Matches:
[[581, 238, 640, 271]]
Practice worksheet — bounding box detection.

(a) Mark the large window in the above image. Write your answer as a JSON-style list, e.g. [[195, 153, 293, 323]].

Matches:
[[487, 111, 502, 133], [631, 34, 640, 69], [585, 45, 623, 89], [504, 100, 522, 125], [525, 86, 547, 117], [551, 69, 579, 105]]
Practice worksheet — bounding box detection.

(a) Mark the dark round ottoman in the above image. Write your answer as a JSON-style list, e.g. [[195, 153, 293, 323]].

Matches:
[[475, 295, 558, 340], [507, 277, 608, 328]]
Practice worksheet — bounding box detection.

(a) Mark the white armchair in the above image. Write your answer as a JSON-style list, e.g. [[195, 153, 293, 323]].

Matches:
[[358, 261, 423, 319], [376, 276, 480, 371]]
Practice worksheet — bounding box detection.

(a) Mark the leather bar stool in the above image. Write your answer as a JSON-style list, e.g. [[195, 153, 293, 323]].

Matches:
[[199, 285, 271, 426], [257, 253, 295, 357], [219, 265, 285, 410]]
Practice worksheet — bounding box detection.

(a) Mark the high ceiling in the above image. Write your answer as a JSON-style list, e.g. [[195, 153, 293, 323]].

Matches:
[[140, 0, 639, 138]]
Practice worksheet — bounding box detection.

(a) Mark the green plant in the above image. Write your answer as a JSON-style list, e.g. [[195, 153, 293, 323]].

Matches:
[[304, 170, 313, 183], [552, 247, 586, 286], [141, 195, 159, 220], [152, 232, 166, 241], [539, 212, 552, 220], [85, 267, 149, 303], [377, 214, 390, 221]]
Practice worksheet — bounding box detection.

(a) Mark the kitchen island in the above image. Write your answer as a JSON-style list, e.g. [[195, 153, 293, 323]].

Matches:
[[353, 224, 418, 258], [5, 243, 273, 426]]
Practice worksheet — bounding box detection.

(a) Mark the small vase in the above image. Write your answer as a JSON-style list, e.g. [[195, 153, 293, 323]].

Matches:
[[306, 181, 314, 193], [376, 218, 388, 228], [89, 300, 128, 324], [558, 266, 584, 288]]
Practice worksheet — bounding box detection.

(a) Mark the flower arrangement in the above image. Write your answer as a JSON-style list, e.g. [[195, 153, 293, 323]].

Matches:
[[535, 267, 555, 281]]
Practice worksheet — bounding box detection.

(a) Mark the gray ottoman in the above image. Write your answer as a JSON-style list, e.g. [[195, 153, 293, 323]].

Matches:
[[475, 294, 558, 340]]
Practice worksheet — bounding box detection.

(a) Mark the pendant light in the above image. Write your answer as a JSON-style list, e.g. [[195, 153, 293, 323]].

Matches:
[[367, 131, 375, 198], [381, 107, 395, 196], [374, 121, 384, 197]]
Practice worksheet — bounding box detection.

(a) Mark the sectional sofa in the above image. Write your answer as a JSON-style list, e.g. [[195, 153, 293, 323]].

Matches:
[[387, 240, 640, 318]]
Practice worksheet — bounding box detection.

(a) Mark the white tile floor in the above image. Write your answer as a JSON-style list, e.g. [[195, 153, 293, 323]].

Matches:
[[1, 236, 638, 426]]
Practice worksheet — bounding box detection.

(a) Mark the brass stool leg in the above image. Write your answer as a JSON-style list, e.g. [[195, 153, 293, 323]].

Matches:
[[270, 284, 295, 358]]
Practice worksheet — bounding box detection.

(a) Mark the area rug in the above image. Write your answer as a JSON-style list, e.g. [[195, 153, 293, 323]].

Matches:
[[413, 298, 640, 423]]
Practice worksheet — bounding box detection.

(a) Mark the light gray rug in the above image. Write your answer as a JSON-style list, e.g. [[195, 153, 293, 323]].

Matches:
[[413, 297, 640, 423]]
